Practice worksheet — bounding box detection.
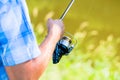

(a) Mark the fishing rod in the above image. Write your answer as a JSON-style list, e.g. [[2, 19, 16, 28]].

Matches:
[[53, 0, 77, 64]]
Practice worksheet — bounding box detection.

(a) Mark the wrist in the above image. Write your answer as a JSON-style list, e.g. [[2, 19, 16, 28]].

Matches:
[[47, 32, 61, 43]]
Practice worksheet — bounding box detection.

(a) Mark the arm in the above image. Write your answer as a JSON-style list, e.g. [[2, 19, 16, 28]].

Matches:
[[5, 19, 64, 80]]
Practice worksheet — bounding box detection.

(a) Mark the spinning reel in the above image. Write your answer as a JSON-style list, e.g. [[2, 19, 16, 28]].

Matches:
[[53, 32, 77, 64]]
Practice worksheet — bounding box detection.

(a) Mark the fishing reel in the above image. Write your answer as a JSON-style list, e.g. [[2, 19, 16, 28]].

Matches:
[[53, 33, 77, 64]]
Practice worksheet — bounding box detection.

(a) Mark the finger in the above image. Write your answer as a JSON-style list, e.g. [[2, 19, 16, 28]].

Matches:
[[47, 18, 53, 24], [47, 18, 53, 27], [54, 20, 64, 27]]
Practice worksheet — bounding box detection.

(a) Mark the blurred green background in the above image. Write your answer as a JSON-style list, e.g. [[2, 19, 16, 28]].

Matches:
[[26, 0, 120, 80]]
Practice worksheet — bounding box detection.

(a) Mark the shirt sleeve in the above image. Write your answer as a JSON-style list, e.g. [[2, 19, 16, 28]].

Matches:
[[0, 0, 41, 66]]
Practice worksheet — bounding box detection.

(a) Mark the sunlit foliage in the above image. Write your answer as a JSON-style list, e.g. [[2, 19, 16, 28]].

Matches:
[[26, 0, 120, 80]]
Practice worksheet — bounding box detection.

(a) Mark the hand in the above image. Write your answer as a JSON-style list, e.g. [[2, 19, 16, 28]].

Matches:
[[47, 18, 64, 40]]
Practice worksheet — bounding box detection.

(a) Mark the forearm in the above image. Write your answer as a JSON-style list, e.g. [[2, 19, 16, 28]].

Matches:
[[34, 32, 61, 78]]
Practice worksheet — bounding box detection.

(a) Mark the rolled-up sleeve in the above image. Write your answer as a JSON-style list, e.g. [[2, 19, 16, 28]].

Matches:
[[0, 0, 41, 66]]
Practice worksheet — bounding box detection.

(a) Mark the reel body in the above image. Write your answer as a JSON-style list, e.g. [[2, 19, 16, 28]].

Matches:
[[53, 36, 75, 64]]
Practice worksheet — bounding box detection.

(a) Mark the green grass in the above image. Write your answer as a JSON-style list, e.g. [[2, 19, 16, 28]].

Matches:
[[37, 26, 120, 80]]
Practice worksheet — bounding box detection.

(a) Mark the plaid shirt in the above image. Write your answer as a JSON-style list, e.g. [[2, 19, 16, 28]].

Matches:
[[0, 0, 41, 79]]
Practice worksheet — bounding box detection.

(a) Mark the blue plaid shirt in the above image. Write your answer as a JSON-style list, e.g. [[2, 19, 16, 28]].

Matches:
[[0, 0, 41, 79]]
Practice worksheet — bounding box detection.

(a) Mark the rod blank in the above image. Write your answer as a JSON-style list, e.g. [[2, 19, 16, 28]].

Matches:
[[60, 0, 75, 20]]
